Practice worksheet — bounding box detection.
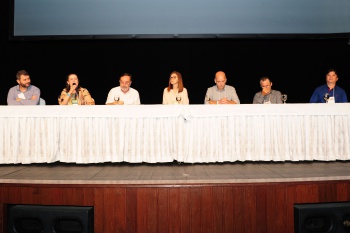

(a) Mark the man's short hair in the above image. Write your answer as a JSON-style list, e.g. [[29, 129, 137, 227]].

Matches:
[[120, 73, 132, 81], [16, 70, 29, 80], [260, 76, 271, 82]]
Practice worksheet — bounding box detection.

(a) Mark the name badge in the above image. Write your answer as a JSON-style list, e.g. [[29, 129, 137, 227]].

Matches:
[[327, 97, 335, 104], [18, 93, 26, 99]]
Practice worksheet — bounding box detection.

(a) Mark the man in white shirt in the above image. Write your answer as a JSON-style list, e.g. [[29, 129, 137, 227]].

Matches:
[[106, 73, 141, 105]]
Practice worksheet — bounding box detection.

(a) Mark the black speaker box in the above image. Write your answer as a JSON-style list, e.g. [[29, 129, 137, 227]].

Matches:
[[294, 202, 350, 233], [7, 205, 94, 233]]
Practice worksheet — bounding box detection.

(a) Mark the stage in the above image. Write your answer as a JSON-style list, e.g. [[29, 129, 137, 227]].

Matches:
[[1, 161, 350, 185], [2, 161, 350, 232]]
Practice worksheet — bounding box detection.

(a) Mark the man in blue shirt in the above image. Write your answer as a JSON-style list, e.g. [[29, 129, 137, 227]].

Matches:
[[7, 70, 41, 105], [310, 69, 347, 103]]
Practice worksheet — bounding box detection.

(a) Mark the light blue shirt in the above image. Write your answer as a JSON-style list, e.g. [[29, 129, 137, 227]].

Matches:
[[7, 85, 41, 105]]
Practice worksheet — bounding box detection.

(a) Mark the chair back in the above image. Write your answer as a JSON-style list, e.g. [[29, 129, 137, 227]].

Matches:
[[39, 98, 46, 105]]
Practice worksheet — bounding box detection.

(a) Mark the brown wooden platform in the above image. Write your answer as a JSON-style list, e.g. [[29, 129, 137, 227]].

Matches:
[[2, 161, 350, 232]]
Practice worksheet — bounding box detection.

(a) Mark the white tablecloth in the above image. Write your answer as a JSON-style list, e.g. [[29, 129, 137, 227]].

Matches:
[[1, 104, 349, 164]]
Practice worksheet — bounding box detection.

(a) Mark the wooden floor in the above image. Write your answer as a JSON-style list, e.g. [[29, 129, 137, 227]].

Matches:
[[1, 160, 350, 185]]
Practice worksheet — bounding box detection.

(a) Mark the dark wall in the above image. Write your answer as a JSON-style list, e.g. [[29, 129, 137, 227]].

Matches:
[[1, 1, 350, 105]]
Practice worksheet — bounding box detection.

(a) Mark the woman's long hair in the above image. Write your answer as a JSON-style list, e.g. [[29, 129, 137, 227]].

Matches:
[[167, 71, 184, 93]]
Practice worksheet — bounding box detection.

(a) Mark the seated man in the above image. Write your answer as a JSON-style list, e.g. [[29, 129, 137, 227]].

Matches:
[[204, 71, 240, 104], [7, 70, 41, 105], [106, 73, 141, 105], [310, 68, 347, 103], [253, 76, 283, 104]]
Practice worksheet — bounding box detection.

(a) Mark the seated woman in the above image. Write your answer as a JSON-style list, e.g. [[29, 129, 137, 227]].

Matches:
[[162, 71, 189, 105], [58, 73, 95, 105]]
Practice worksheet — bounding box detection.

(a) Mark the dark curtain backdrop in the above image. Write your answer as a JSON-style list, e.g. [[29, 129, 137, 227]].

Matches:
[[1, 1, 349, 105]]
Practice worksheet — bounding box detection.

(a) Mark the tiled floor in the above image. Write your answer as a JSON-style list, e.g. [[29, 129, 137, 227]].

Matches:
[[1, 161, 350, 185]]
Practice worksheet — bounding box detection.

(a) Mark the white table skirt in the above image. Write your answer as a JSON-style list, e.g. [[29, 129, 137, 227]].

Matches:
[[1, 104, 349, 164]]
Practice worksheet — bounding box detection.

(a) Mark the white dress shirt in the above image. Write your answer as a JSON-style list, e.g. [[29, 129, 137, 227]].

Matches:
[[106, 86, 141, 105]]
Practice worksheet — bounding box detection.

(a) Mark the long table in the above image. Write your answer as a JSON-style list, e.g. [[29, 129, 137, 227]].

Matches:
[[1, 104, 349, 164]]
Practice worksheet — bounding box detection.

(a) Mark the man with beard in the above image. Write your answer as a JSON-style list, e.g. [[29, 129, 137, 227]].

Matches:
[[7, 70, 41, 105], [105, 73, 141, 105]]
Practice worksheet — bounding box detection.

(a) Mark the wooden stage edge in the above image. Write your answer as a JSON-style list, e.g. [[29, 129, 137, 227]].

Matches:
[[1, 160, 350, 185], [2, 160, 350, 232]]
